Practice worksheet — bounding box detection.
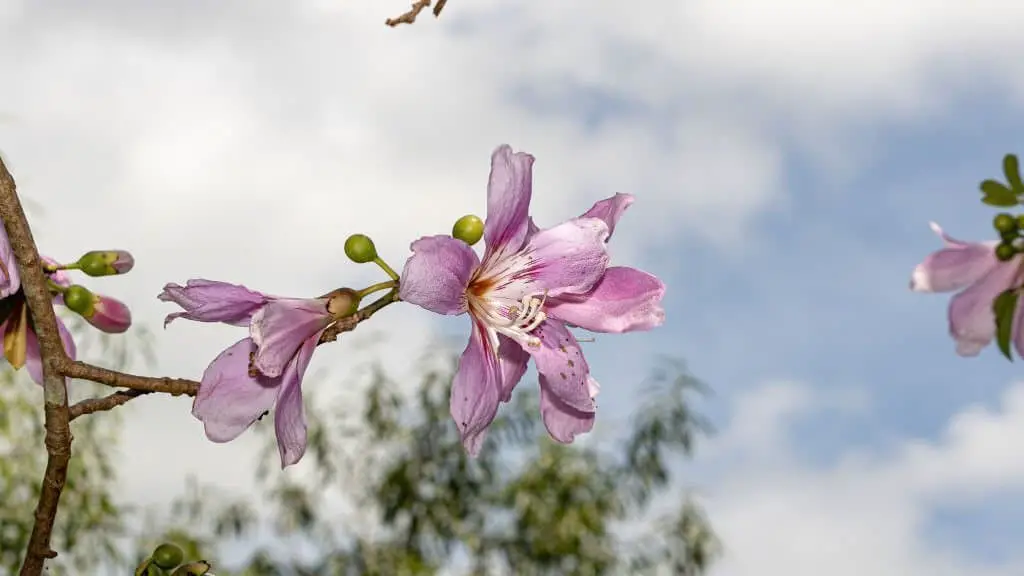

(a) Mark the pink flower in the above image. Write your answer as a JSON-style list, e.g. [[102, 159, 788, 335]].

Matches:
[[159, 280, 346, 467], [398, 145, 665, 455], [0, 227, 77, 385], [910, 221, 1024, 356]]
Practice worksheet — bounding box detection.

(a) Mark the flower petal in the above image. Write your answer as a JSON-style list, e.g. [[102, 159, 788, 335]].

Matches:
[[539, 375, 596, 443], [25, 317, 78, 386], [483, 145, 535, 259], [159, 279, 268, 327], [526, 320, 596, 413], [579, 193, 634, 242], [546, 267, 665, 333], [522, 218, 610, 297], [250, 298, 332, 378], [88, 295, 132, 334], [192, 338, 281, 443], [0, 225, 19, 298], [498, 334, 530, 402], [399, 235, 479, 315], [274, 329, 322, 468], [947, 261, 1022, 356], [910, 222, 1000, 293], [451, 320, 502, 456]]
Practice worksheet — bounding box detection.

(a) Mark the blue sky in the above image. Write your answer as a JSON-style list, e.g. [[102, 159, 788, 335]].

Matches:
[[4, 0, 1024, 574]]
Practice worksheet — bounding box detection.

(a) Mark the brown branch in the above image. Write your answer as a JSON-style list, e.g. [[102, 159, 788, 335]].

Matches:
[[69, 389, 148, 420], [0, 157, 72, 576], [386, 0, 447, 27]]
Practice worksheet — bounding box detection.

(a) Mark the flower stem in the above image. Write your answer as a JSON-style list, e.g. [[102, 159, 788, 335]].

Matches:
[[373, 257, 400, 281], [357, 280, 396, 298]]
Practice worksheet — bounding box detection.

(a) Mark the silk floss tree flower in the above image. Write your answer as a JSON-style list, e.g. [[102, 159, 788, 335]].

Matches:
[[158, 279, 364, 467], [399, 144, 666, 455], [0, 224, 133, 384], [910, 217, 1024, 357]]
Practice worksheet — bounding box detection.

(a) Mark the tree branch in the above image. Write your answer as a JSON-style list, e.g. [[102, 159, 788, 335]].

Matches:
[[386, 0, 448, 27], [69, 389, 148, 420], [0, 157, 72, 576]]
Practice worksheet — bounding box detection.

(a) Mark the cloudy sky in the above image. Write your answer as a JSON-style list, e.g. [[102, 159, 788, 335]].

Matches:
[[4, 0, 1024, 574]]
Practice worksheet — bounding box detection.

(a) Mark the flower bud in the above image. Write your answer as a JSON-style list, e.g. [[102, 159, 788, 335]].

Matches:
[[151, 543, 184, 569], [452, 214, 484, 246], [62, 284, 96, 317], [344, 234, 378, 263], [996, 242, 1017, 262], [76, 250, 135, 277], [88, 295, 132, 333], [325, 288, 360, 318]]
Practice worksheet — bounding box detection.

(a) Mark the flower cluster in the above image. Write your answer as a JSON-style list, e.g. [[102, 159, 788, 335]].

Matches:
[[159, 144, 666, 467], [0, 228, 133, 385]]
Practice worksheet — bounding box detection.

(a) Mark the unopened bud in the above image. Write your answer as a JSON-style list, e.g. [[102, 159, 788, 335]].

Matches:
[[151, 543, 184, 569], [62, 284, 96, 317], [76, 250, 134, 277], [325, 288, 360, 318], [344, 234, 378, 263], [452, 214, 484, 246], [88, 295, 132, 333]]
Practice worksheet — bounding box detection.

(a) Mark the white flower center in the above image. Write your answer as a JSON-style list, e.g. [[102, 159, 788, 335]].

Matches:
[[466, 250, 546, 355]]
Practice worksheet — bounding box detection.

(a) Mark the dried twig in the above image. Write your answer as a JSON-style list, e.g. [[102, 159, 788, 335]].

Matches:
[[386, 0, 448, 27]]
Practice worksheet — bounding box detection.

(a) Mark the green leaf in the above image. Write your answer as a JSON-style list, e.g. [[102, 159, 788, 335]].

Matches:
[[993, 289, 1019, 361], [980, 180, 1019, 207], [1005, 154, 1024, 193]]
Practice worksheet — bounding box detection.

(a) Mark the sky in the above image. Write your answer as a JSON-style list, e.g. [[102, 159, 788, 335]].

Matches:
[[3, 0, 1024, 574]]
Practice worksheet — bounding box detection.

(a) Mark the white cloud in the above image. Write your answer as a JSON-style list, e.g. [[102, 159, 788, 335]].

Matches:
[[704, 380, 1024, 576]]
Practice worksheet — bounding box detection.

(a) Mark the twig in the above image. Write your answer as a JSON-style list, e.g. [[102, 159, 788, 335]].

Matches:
[[69, 389, 148, 420], [385, 0, 447, 27], [0, 157, 72, 576]]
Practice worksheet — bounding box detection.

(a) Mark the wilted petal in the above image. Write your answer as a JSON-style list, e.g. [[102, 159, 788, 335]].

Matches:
[[523, 218, 610, 297], [483, 145, 535, 258], [579, 193, 634, 242], [547, 267, 665, 333], [274, 330, 323, 468], [527, 320, 596, 413], [192, 338, 280, 442], [159, 279, 268, 327], [539, 376, 596, 443], [451, 320, 502, 456], [399, 235, 478, 315], [498, 334, 530, 401], [87, 295, 132, 334], [24, 316, 77, 386], [911, 222, 1000, 293], [948, 261, 1022, 356], [0, 226, 19, 298], [250, 298, 332, 378]]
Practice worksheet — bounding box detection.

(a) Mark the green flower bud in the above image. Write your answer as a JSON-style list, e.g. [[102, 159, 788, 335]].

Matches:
[[1016, 215, 1024, 230], [62, 284, 96, 317], [996, 242, 1017, 262], [994, 213, 1018, 234], [76, 250, 135, 276], [151, 543, 184, 569], [344, 234, 378, 263], [452, 214, 484, 246]]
